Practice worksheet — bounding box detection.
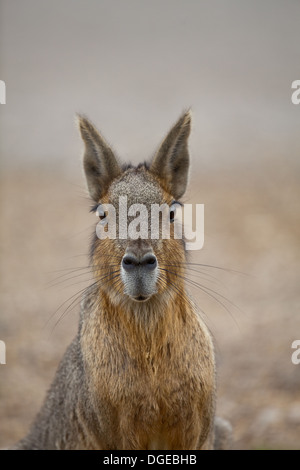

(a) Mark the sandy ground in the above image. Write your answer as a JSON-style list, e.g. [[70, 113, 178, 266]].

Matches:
[[0, 163, 299, 450]]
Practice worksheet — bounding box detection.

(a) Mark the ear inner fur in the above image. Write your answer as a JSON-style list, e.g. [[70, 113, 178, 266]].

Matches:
[[151, 111, 191, 199], [77, 115, 122, 201]]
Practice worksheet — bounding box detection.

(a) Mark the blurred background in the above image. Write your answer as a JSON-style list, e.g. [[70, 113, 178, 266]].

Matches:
[[0, 0, 300, 449]]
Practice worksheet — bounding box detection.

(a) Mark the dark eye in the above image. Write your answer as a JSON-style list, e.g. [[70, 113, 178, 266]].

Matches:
[[96, 205, 108, 224], [169, 203, 178, 223], [169, 202, 182, 223]]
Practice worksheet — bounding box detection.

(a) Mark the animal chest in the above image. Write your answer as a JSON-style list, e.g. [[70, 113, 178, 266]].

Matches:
[[98, 343, 208, 450]]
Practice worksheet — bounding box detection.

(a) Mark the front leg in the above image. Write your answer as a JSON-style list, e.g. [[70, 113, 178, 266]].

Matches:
[[213, 417, 233, 449], [199, 417, 233, 450]]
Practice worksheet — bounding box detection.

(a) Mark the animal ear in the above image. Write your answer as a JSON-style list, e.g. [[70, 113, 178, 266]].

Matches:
[[77, 115, 121, 201], [150, 111, 191, 199]]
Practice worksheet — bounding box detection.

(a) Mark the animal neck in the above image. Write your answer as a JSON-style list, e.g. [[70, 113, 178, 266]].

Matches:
[[96, 283, 191, 340]]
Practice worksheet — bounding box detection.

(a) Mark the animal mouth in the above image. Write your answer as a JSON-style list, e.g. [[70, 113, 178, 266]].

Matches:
[[132, 295, 150, 302]]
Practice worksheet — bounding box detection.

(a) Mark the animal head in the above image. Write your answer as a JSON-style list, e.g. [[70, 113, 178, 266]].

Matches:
[[78, 112, 191, 308]]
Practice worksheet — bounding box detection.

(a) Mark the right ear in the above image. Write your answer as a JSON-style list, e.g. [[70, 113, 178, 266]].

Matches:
[[150, 111, 191, 199], [77, 115, 121, 201]]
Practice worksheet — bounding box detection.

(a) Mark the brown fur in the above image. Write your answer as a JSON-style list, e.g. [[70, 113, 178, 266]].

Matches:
[[12, 112, 231, 450]]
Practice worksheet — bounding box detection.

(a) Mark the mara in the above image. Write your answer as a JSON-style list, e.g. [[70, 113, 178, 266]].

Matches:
[[13, 111, 232, 450]]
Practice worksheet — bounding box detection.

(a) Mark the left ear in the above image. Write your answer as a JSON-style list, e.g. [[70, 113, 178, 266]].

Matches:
[[150, 111, 191, 199], [77, 114, 121, 201]]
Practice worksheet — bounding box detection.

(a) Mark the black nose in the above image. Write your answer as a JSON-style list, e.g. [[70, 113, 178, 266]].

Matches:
[[122, 253, 157, 272]]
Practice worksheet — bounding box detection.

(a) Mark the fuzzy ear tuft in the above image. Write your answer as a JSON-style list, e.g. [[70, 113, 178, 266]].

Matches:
[[77, 115, 121, 201], [150, 111, 191, 199]]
